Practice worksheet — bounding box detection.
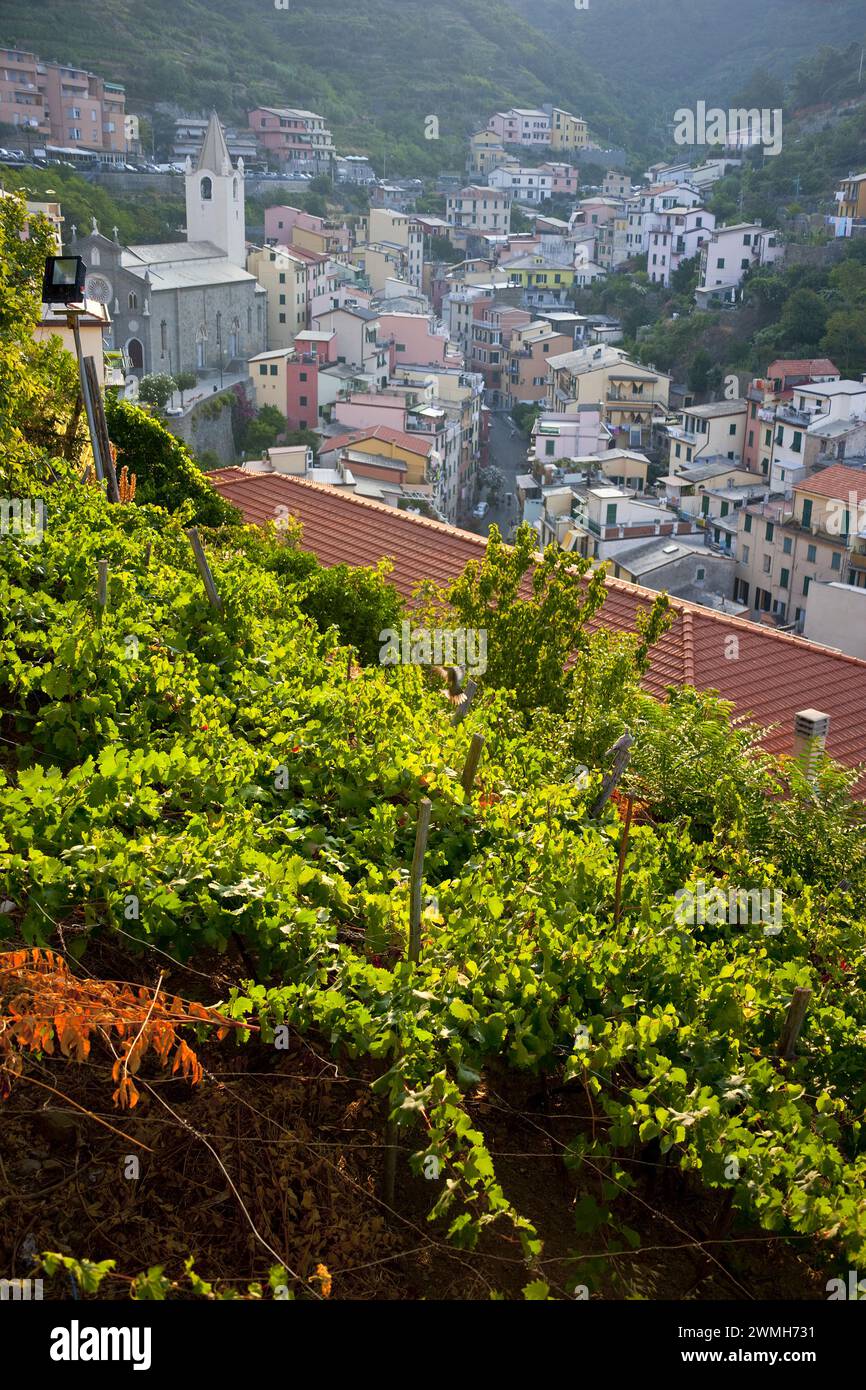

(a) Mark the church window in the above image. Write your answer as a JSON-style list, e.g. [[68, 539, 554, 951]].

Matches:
[[91, 249, 100, 267], [128, 291, 138, 310], [233, 178, 238, 201], [201, 176, 213, 201]]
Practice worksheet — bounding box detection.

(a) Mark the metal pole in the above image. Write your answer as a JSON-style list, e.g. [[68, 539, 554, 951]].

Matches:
[[69, 311, 105, 482]]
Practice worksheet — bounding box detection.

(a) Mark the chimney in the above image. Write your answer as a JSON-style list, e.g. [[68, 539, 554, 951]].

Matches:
[[792, 708, 830, 775]]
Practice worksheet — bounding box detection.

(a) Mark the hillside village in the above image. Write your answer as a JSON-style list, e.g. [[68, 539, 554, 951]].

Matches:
[[5, 38, 866, 661]]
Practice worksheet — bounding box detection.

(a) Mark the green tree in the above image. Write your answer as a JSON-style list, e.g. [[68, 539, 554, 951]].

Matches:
[[779, 288, 829, 350], [821, 311, 866, 379], [174, 371, 198, 407], [138, 373, 176, 412], [687, 347, 714, 394], [105, 396, 238, 526], [243, 404, 287, 456]]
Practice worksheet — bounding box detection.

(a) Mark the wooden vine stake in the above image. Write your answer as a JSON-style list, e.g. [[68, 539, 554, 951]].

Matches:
[[385, 795, 433, 1208], [590, 729, 634, 818], [461, 732, 485, 796], [408, 797, 432, 964], [778, 987, 812, 1061], [186, 527, 223, 612], [96, 559, 108, 611]]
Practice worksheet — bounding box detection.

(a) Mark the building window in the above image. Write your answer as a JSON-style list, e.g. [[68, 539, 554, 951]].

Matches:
[[270, 365, 278, 376], [782, 536, 792, 555], [802, 499, 812, 528], [259, 364, 268, 375], [780, 567, 789, 588], [729, 422, 737, 435], [128, 292, 138, 310], [765, 522, 774, 542], [792, 431, 802, 453], [299, 395, 307, 406], [744, 513, 752, 533], [803, 576, 811, 596], [742, 545, 750, 563], [831, 551, 841, 570], [200, 176, 213, 201], [279, 313, 286, 323]]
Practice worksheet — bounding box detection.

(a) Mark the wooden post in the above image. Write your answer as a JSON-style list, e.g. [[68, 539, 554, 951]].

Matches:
[[186, 527, 222, 612], [84, 357, 120, 503], [590, 729, 634, 818], [143, 541, 152, 570], [408, 797, 432, 964], [779, 987, 811, 1061], [461, 732, 485, 795], [97, 559, 108, 611], [384, 1116, 398, 1208], [69, 317, 105, 485], [451, 678, 477, 726], [613, 794, 634, 929]]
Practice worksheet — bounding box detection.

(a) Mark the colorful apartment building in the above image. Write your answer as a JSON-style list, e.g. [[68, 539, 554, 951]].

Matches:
[[549, 108, 588, 151], [248, 347, 320, 431], [506, 321, 572, 406], [696, 222, 782, 307], [445, 186, 511, 235], [546, 345, 671, 450], [0, 47, 49, 139], [733, 466, 866, 627], [248, 107, 335, 171], [0, 48, 126, 153], [469, 301, 531, 401], [468, 129, 510, 178], [487, 108, 550, 146], [247, 244, 311, 347], [834, 172, 866, 222], [742, 359, 841, 475]]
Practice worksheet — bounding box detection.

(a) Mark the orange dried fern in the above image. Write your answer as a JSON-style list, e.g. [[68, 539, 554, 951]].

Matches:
[[0, 949, 236, 1109]]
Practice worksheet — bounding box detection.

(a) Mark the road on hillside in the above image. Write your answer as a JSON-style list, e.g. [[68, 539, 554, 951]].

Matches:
[[475, 410, 530, 540]]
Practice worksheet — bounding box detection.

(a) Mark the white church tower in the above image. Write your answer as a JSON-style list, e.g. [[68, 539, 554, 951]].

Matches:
[[185, 112, 246, 267]]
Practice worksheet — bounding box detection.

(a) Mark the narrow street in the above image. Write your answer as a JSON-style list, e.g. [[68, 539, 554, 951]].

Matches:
[[475, 409, 530, 540]]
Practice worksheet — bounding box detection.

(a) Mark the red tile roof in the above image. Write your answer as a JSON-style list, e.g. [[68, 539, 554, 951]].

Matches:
[[209, 471, 866, 784], [317, 424, 434, 459], [796, 465, 866, 503], [766, 358, 839, 379]]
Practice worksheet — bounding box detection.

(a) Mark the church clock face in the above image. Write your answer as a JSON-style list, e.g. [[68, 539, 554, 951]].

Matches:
[[85, 273, 112, 304]]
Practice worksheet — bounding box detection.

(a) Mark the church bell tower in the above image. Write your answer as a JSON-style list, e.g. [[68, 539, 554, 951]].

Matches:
[[185, 111, 246, 267]]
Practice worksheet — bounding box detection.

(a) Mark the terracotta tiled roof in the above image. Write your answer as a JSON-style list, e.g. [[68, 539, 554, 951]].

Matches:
[[318, 425, 434, 459], [208, 471, 866, 784], [796, 465, 866, 503], [767, 358, 839, 379]]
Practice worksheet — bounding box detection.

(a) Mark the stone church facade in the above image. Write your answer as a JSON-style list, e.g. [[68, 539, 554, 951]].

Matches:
[[70, 113, 267, 379]]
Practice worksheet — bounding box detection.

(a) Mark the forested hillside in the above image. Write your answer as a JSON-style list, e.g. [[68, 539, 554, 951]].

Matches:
[[0, 0, 637, 175], [509, 0, 866, 119]]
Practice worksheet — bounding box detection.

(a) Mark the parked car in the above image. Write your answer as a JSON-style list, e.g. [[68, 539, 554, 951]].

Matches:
[[472, 501, 489, 519]]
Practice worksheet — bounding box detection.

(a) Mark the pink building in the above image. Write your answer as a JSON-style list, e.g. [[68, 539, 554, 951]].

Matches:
[[249, 108, 335, 170], [542, 162, 579, 198], [264, 205, 324, 242], [333, 392, 408, 433], [0, 47, 49, 140], [487, 108, 551, 147], [376, 312, 451, 368], [37, 59, 125, 153]]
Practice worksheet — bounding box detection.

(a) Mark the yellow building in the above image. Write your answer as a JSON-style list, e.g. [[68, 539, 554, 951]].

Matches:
[[504, 259, 578, 292], [468, 130, 512, 178], [546, 345, 671, 450], [835, 172, 866, 221], [247, 245, 308, 348], [550, 108, 588, 151]]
